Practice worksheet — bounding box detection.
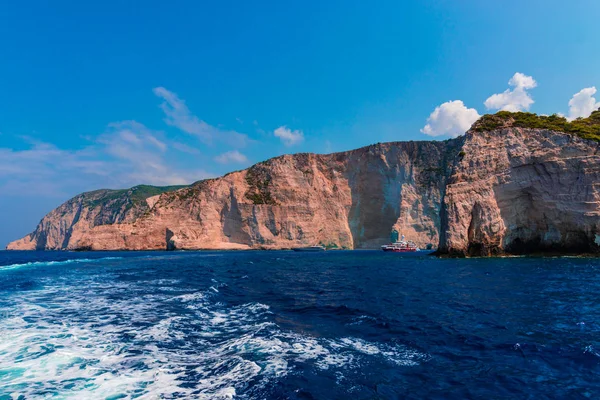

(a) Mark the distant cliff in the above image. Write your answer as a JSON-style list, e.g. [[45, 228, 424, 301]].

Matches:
[[7, 141, 457, 251], [8, 111, 600, 256]]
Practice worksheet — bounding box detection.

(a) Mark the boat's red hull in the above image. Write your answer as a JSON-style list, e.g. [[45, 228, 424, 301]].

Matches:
[[381, 239, 419, 252], [382, 246, 418, 252], [384, 248, 418, 252]]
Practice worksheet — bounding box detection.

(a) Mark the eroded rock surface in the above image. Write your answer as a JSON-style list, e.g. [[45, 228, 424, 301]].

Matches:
[[439, 128, 600, 256], [8, 126, 600, 255], [7, 142, 454, 251]]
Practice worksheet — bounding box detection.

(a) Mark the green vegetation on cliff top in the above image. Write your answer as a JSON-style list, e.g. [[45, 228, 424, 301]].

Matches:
[[84, 184, 187, 209], [69, 110, 600, 212], [472, 109, 600, 142]]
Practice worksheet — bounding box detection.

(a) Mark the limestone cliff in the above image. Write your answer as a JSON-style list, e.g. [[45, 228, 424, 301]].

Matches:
[[7, 141, 456, 251], [439, 127, 600, 256], [8, 111, 600, 255]]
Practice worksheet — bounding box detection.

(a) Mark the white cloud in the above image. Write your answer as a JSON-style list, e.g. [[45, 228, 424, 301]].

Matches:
[[214, 150, 249, 164], [153, 87, 249, 147], [172, 142, 201, 154], [102, 120, 167, 153], [153, 87, 212, 140], [421, 100, 481, 137], [484, 72, 537, 112], [98, 121, 197, 186], [274, 126, 304, 146], [0, 121, 212, 197], [567, 87, 600, 121]]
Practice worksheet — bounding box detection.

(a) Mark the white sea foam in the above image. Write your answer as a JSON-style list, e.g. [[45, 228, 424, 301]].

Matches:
[[334, 337, 429, 366], [145, 316, 187, 341], [0, 276, 429, 398], [175, 291, 207, 303], [0, 284, 192, 398], [0, 257, 123, 271]]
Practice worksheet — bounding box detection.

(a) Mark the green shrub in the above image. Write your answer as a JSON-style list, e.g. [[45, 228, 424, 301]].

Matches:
[[84, 184, 187, 211], [471, 109, 600, 142], [245, 168, 278, 205]]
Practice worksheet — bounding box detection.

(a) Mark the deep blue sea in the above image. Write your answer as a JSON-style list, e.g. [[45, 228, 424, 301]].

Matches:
[[1, 250, 599, 399]]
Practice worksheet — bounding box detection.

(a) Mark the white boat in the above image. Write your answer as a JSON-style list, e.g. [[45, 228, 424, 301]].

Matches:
[[381, 235, 420, 253], [293, 245, 326, 252]]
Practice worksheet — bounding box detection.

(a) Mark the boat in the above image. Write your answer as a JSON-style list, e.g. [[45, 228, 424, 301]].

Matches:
[[293, 245, 326, 252], [381, 235, 420, 252], [381, 241, 419, 252]]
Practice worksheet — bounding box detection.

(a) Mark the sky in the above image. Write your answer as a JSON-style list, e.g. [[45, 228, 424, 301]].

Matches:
[[1, 0, 600, 247]]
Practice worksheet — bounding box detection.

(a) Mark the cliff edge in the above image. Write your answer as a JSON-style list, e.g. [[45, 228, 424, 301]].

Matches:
[[7, 141, 457, 251], [8, 111, 600, 256]]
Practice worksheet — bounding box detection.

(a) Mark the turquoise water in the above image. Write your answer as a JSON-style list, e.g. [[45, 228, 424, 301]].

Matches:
[[0, 250, 599, 398]]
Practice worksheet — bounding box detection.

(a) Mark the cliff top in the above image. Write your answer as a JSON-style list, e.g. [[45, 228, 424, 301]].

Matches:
[[471, 109, 600, 142], [57, 112, 600, 207], [79, 185, 186, 208]]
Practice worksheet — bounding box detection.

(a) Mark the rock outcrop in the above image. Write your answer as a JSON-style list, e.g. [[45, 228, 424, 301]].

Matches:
[[7, 141, 456, 251], [8, 111, 600, 256], [439, 127, 600, 256]]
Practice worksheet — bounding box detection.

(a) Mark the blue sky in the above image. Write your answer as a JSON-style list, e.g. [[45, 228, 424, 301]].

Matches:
[[1, 0, 600, 247]]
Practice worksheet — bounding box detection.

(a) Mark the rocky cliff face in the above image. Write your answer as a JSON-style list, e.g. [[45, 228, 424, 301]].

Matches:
[[439, 127, 600, 256], [7, 141, 456, 251], [8, 114, 600, 256]]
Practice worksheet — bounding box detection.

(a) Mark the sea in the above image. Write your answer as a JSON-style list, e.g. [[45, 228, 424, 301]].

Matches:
[[0, 250, 599, 399]]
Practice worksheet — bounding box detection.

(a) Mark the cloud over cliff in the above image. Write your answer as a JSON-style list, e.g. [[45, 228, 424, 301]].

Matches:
[[484, 72, 537, 112], [421, 100, 481, 138], [0, 122, 211, 198], [214, 150, 249, 164], [274, 126, 304, 146], [153, 87, 250, 147], [422, 72, 540, 138], [567, 87, 600, 121]]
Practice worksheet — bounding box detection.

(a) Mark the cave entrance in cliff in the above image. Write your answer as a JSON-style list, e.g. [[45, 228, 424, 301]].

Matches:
[[166, 228, 176, 251]]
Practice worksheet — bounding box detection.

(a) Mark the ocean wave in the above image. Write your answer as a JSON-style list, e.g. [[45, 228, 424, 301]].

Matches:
[[0, 276, 429, 398], [0, 257, 123, 271]]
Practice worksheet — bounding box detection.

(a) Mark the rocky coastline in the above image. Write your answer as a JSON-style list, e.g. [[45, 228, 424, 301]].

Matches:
[[7, 111, 600, 257]]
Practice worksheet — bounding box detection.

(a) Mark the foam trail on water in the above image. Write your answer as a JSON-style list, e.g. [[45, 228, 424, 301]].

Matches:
[[0, 275, 429, 398], [0, 257, 123, 271]]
